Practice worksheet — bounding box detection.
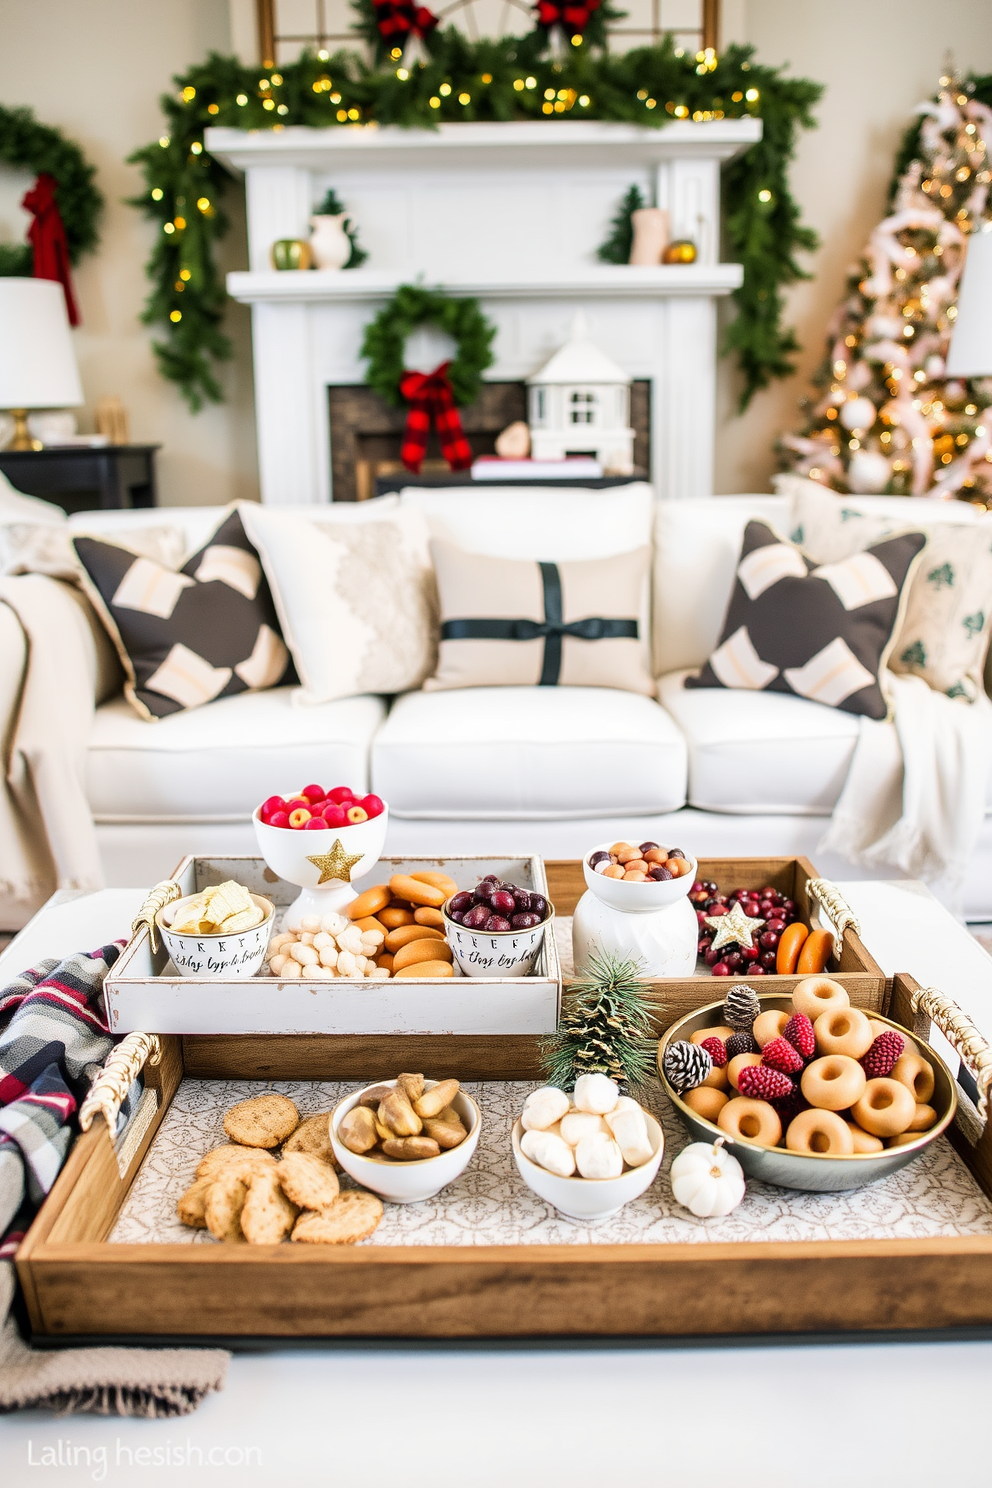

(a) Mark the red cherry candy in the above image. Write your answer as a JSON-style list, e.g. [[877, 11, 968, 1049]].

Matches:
[[322, 802, 347, 826], [361, 793, 385, 818], [327, 786, 355, 804], [286, 796, 311, 813], [268, 811, 289, 830], [304, 816, 329, 829], [301, 784, 325, 804], [261, 795, 286, 821], [288, 807, 311, 828]]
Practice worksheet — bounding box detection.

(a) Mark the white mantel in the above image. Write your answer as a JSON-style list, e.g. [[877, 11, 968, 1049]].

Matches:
[[210, 119, 760, 502]]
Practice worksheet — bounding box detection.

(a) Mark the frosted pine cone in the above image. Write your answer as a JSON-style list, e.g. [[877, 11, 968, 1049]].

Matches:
[[662, 1040, 713, 1094]]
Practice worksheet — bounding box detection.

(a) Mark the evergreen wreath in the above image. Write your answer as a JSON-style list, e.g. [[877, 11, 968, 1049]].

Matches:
[[361, 283, 495, 406], [542, 951, 656, 1092], [0, 104, 102, 277], [130, 37, 824, 411]]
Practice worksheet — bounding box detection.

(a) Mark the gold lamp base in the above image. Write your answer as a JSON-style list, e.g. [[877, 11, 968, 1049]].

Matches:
[[5, 409, 42, 452]]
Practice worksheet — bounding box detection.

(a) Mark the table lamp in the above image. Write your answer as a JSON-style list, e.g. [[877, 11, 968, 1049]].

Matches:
[[945, 221, 992, 378], [0, 277, 84, 451]]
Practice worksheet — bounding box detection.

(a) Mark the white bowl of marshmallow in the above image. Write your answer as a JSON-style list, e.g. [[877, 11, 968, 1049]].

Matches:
[[511, 1074, 664, 1222]]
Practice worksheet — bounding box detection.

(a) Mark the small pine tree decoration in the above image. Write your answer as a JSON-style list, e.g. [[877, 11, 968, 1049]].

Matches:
[[314, 188, 368, 269], [596, 185, 646, 265], [542, 951, 656, 1092]]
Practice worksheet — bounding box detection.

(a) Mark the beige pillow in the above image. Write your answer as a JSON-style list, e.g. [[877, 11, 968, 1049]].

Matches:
[[786, 478, 992, 700], [425, 540, 654, 694]]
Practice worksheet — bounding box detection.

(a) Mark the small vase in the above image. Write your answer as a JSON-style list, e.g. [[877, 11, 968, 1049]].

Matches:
[[271, 238, 311, 271], [309, 214, 351, 272], [628, 207, 669, 265]]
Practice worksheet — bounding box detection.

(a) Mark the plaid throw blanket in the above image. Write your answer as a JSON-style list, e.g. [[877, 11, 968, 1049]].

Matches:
[[0, 943, 136, 1256]]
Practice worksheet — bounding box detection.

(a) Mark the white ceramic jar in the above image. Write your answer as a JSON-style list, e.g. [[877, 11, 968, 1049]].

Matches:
[[309, 214, 351, 271], [571, 845, 698, 977]]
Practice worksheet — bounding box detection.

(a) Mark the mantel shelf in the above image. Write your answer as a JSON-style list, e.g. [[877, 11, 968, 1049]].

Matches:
[[227, 264, 744, 305], [206, 118, 761, 174]]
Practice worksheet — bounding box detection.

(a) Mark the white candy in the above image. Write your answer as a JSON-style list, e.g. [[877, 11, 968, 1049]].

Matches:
[[300, 915, 321, 934], [320, 913, 349, 936], [268, 953, 287, 975], [289, 942, 318, 966], [575, 1132, 623, 1179], [337, 926, 364, 955], [611, 1095, 642, 1115], [312, 931, 334, 950], [336, 949, 357, 977], [559, 1111, 610, 1147], [521, 1086, 570, 1132], [370, 967, 390, 980], [312, 965, 336, 980], [361, 930, 384, 949], [354, 954, 368, 973], [520, 1129, 576, 1177], [572, 1073, 621, 1115], [318, 946, 338, 969], [605, 1107, 653, 1168], [268, 933, 291, 953], [280, 959, 302, 979]]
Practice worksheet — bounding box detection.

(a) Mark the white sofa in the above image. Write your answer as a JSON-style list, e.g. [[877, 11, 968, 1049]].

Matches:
[[5, 486, 992, 923]]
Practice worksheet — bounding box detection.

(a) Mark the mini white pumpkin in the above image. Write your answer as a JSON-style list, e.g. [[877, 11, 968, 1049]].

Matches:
[[669, 1138, 745, 1218]]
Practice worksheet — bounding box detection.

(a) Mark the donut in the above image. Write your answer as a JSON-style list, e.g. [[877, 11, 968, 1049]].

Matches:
[[800, 1054, 867, 1112], [717, 1096, 782, 1148], [908, 1102, 937, 1132], [701, 1063, 730, 1092], [851, 1077, 916, 1137], [786, 1108, 855, 1156], [868, 1018, 890, 1041], [684, 1086, 730, 1121], [888, 1130, 924, 1148], [891, 1050, 935, 1104], [691, 1024, 736, 1047], [792, 977, 850, 1021], [727, 1052, 763, 1091], [813, 1006, 874, 1060], [844, 1121, 884, 1153], [752, 1009, 790, 1048]]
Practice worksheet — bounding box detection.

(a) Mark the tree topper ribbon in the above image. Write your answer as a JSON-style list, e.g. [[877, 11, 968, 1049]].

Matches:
[[22, 172, 80, 326], [399, 361, 473, 474], [373, 0, 439, 43], [534, 0, 601, 34]]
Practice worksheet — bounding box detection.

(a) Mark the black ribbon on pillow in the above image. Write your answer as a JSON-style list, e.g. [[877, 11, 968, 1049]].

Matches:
[[441, 561, 638, 686]]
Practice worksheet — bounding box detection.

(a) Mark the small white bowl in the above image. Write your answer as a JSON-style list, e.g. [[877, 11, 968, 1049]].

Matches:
[[442, 900, 553, 978], [511, 1112, 664, 1221], [330, 1079, 481, 1204], [157, 893, 273, 979], [583, 842, 697, 915], [252, 801, 389, 923]]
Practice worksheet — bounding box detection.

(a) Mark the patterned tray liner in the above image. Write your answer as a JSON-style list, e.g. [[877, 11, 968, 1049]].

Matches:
[[110, 1076, 992, 1248]]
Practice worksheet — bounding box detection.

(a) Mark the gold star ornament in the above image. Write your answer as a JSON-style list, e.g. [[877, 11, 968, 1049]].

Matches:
[[306, 838, 365, 884], [704, 899, 765, 953]]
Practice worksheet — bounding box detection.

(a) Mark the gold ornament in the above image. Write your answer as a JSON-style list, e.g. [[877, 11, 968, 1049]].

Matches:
[[704, 900, 765, 952], [663, 239, 697, 264], [306, 839, 364, 884]]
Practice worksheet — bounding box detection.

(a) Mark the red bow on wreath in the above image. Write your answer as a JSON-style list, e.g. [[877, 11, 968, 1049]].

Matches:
[[22, 173, 80, 326], [373, 0, 439, 43], [399, 362, 473, 474], [534, 0, 601, 32]]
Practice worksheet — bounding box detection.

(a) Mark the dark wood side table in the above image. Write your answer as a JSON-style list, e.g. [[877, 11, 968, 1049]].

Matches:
[[0, 444, 160, 514]]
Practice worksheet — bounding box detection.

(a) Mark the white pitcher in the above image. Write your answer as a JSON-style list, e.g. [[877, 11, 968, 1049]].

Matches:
[[309, 214, 351, 271]]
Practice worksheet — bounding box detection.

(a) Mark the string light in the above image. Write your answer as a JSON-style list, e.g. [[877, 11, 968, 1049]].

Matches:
[[151, 187, 163, 201], [190, 141, 202, 153], [169, 309, 182, 321], [571, 33, 582, 45], [439, 82, 451, 96], [459, 92, 470, 104], [481, 73, 492, 83], [429, 96, 440, 108], [207, 103, 219, 114], [159, 135, 170, 147], [182, 86, 196, 101], [163, 222, 175, 234], [758, 189, 772, 202], [236, 94, 248, 105], [396, 68, 410, 80], [180, 269, 191, 281]]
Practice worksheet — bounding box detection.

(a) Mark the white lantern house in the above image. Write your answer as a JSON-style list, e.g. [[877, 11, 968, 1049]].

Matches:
[[526, 315, 636, 474]]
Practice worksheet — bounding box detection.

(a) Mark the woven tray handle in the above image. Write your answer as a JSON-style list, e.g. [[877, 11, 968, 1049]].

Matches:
[[79, 1032, 162, 1136], [806, 878, 862, 941], [911, 986, 992, 1123], [131, 879, 182, 954]]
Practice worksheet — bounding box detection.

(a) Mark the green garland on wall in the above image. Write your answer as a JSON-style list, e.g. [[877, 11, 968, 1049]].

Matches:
[[129, 38, 821, 412], [0, 104, 103, 277]]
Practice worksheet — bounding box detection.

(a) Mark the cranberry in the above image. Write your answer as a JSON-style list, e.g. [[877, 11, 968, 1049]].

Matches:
[[706, 904, 727, 918], [766, 918, 787, 935], [689, 889, 710, 906], [711, 961, 731, 976], [740, 945, 759, 962], [361, 793, 385, 819], [513, 890, 532, 913], [486, 915, 511, 932], [704, 946, 723, 967], [449, 910, 465, 924], [512, 912, 540, 929], [649, 865, 673, 881], [449, 891, 473, 914], [703, 881, 718, 893], [760, 949, 777, 969], [490, 890, 516, 916], [759, 900, 775, 917], [760, 886, 778, 900], [463, 905, 490, 929], [698, 936, 713, 953], [530, 895, 548, 920], [782, 899, 797, 916], [759, 930, 780, 951], [268, 810, 289, 830], [724, 950, 743, 970], [750, 964, 766, 975], [696, 910, 709, 927], [709, 893, 728, 907], [327, 786, 354, 804]]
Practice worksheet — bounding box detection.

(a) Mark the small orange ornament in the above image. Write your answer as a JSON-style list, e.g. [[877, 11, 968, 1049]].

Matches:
[[663, 239, 697, 264]]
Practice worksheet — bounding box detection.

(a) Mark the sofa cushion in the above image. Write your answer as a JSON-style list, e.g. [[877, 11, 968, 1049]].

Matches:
[[399, 482, 655, 559], [86, 687, 387, 822], [372, 686, 687, 819], [659, 670, 861, 815]]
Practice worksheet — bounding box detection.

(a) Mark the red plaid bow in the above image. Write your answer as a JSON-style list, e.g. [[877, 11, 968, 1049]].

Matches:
[[22, 173, 80, 326], [399, 362, 473, 474], [373, 0, 439, 42], [534, 0, 601, 32]]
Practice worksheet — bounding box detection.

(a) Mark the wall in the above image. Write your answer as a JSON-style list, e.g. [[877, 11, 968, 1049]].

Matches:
[[2, 0, 991, 502], [0, 0, 259, 507]]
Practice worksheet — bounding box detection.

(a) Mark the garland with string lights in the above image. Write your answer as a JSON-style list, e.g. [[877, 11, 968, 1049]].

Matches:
[[129, 35, 821, 412], [0, 104, 102, 278]]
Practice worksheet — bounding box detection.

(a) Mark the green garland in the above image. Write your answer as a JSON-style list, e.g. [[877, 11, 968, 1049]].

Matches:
[[0, 104, 102, 277], [130, 38, 821, 412], [361, 284, 495, 406]]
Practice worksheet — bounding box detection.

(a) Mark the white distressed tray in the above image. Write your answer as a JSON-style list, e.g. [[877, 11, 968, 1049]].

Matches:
[[104, 854, 561, 1037]]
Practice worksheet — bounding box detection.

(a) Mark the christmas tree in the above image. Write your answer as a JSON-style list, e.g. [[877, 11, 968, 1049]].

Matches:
[[781, 75, 992, 505], [542, 951, 655, 1092]]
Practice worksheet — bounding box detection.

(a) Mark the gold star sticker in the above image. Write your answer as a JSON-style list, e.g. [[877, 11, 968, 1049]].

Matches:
[[306, 838, 365, 885], [704, 899, 765, 953]]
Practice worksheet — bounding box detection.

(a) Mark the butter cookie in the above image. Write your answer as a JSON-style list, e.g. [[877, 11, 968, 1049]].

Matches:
[[278, 1151, 340, 1211], [223, 1094, 299, 1149], [241, 1168, 299, 1245], [291, 1189, 383, 1245]]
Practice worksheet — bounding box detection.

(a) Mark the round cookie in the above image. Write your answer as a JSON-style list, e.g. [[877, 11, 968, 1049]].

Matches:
[[851, 1077, 916, 1137], [204, 1172, 248, 1242], [844, 1121, 884, 1153], [292, 1189, 383, 1244], [801, 1055, 866, 1112], [278, 1151, 340, 1210], [176, 1177, 213, 1229], [223, 1094, 300, 1149], [891, 1050, 935, 1104], [752, 1010, 790, 1048], [717, 1096, 782, 1147], [241, 1168, 299, 1245], [282, 1112, 337, 1166], [196, 1145, 277, 1181]]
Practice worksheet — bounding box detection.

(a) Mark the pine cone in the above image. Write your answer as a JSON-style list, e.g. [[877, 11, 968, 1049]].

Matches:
[[662, 1040, 713, 1094], [726, 1030, 759, 1059], [724, 985, 761, 1032]]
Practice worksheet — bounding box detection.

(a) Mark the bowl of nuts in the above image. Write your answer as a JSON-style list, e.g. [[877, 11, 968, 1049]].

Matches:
[[331, 1073, 481, 1204], [583, 840, 697, 915]]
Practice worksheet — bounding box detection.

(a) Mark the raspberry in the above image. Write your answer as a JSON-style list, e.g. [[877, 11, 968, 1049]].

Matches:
[[737, 1065, 793, 1101], [860, 1030, 905, 1079], [761, 1036, 804, 1075], [783, 1013, 816, 1060], [726, 1030, 759, 1059], [699, 1036, 728, 1067], [772, 1084, 808, 1125]]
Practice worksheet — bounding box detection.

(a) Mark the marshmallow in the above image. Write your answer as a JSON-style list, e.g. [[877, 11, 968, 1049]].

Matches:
[[560, 1111, 610, 1147], [337, 926, 364, 955], [337, 949, 357, 977], [318, 946, 338, 969], [604, 1106, 653, 1168], [320, 912, 349, 936], [575, 1132, 623, 1179], [280, 959, 302, 979], [520, 1128, 576, 1177], [300, 915, 321, 934], [572, 1073, 620, 1115], [521, 1086, 571, 1132], [289, 942, 318, 966], [268, 953, 287, 975]]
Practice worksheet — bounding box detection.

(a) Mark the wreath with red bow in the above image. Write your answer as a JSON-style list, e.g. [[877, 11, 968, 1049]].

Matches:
[[361, 284, 496, 474], [0, 104, 102, 326]]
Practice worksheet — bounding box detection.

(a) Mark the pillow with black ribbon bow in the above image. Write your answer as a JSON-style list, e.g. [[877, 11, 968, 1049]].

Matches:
[[424, 540, 653, 694]]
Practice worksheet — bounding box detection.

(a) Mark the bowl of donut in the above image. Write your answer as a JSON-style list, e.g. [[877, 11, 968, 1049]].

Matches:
[[657, 978, 957, 1192]]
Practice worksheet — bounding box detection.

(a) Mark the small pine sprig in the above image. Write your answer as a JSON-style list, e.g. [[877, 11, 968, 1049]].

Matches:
[[596, 184, 645, 264], [542, 950, 656, 1093]]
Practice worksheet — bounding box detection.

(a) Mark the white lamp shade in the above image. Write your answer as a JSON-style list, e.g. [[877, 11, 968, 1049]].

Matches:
[[945, 225, 992, 379], [0, 277, 83, 408]]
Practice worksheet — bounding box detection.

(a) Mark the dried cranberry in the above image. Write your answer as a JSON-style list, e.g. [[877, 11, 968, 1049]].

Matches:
[[704, 946, 723, 967]]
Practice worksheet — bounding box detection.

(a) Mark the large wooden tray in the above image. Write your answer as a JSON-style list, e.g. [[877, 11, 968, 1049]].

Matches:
[[17, 968, 992, 1344]]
